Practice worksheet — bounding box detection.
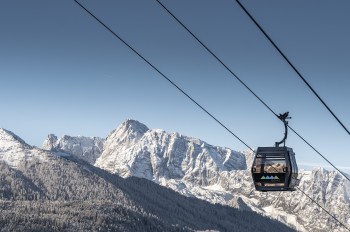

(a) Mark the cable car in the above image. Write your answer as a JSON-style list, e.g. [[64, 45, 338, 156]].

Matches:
[[251, 112, 299, 192]]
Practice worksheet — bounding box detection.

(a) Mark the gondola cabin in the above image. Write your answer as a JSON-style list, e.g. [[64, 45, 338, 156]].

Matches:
[[251, 146, 299, 192]]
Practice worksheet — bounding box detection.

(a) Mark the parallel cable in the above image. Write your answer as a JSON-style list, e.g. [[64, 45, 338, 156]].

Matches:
[[154, 1, 350, 230], [155, 0, 278, 118], [72, 0, 253, 152], [72, 1, 350, 231], [288, 126, 348, 178], [155, 0, 350, 183], [235, 0, 350, 136]]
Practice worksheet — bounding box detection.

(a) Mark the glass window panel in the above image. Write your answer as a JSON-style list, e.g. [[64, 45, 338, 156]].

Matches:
[[264, 158, 286, 173]]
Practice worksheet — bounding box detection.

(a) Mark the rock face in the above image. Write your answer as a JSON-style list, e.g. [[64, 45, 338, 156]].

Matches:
[[42, 134, 103, 164], [94, 120, 350, 232], [42, 134, 58, 150], [95, 119, 247, 186]]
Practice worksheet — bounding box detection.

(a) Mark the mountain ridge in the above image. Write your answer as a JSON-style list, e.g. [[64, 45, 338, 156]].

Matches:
[[42, 133, 104, 164], [0, 126, 295, 232], [94, 120, 350, 232], [0, 128, 32, 151], [38, 119, 350, 231], [96, 119, 247, 184]]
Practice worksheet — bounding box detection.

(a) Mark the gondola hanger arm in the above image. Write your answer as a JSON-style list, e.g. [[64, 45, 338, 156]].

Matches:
[[275, 112, 291, 147]]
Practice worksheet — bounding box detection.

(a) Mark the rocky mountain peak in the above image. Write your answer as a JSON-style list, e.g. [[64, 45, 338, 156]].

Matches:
[[108, 119, 148, 138], [0, 128, 31, 152], [103, 119, 149, 148], [42, 134, 58, 150], [42, 134, 104, 164], [96, 120, 247, 184]]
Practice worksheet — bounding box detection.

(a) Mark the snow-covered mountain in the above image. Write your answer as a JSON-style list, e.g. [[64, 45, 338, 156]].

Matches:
[[92, 120, 350, 232], [95, 119, 247, 185], [0, 128, 56, 169], [0, 127, 294, 232], [42, 134, 103, 164], [38, 119, 350, 231]]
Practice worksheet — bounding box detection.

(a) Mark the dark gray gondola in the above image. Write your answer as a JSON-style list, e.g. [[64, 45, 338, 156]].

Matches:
[[251, 112, 299, 192]]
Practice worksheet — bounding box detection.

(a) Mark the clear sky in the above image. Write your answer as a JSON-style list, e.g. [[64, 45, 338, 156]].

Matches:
[[1, 0, 350, 172]]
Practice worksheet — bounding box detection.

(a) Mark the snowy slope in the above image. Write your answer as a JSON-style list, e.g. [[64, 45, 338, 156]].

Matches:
[[0, 128, 55, 169], [42, 134, 103, 164], [95, 120, 350, 232]]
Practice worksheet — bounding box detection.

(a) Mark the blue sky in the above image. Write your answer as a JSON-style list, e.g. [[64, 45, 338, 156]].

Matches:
[[1, 0, 350, 172]]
